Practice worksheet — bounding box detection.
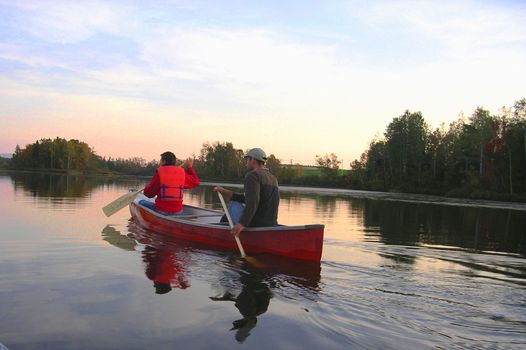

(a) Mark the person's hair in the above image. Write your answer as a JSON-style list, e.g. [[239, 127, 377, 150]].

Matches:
[[160, 151, 176, 165], [247, 156, 265, 166]]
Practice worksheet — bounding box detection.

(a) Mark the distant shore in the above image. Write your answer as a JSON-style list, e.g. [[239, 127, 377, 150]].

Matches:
[[3, 169, 526, 208]]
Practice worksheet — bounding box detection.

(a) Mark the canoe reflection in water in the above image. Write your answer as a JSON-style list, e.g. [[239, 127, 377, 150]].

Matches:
[[101, 221, 321, 342]]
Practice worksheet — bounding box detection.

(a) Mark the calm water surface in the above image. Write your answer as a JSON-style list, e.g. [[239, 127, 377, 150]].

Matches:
[[0, 172, 525, 349]]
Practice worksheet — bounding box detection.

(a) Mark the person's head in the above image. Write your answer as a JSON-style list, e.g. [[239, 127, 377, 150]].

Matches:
[[153, 281, 172, 294], [244, 148, 266, 170], [160, 151, 176, 166]]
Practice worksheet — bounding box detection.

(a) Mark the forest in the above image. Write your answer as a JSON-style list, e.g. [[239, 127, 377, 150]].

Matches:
[[349, 98, 526, 200]]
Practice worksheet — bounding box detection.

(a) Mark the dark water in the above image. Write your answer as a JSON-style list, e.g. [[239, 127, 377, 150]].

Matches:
[[0, 172, 525, 349]]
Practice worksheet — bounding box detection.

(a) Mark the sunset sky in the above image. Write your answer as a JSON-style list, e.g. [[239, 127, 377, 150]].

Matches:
[[1, 0, 525, 167]]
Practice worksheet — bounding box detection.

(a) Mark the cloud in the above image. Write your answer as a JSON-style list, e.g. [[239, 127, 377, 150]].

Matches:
[[0, 0, 124, 44], [141, 27, 335, 84], [366, 0, 526, 62]]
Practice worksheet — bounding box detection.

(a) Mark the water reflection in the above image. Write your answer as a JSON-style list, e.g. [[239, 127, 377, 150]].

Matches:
[[7, 171, 147, 213], [211, 254, 322, 343], [281, 192, 339, 217], [10, 171, 106, 198], [3, 173, 526, 349], [278, 191, 526, 256], [362, 199, 526, 255], [102, 223, 190, 293], [142, 245, 190, 293], [101, 225, 136, 251], [100, 221, 322, 342], [210, 262, 272, 343]]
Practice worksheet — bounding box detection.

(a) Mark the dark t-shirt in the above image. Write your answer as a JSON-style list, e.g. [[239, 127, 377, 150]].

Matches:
[[231, 168, 280, 227]]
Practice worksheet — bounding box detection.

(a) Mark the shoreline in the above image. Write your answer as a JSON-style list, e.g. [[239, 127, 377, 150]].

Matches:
[[2, 169, 526, 210], [207, 181, 526, 212]]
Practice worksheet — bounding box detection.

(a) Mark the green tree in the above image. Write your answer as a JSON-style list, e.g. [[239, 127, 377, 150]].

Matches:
[[197, 142, 244, 180], [365, 139, 388, 189], [349, 155, 367, 187], [384, 110, 429, 186], [503, 99, 526, 194], [279, 163, 304, 183], [315, 153, 341, 177], [427, 124, 446, 181], [469, 107, 496, 180], [265, 154, 281, 176]]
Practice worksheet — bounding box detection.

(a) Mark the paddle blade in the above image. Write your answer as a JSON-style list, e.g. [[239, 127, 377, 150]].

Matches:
[[102, 190, 141, 217], [242, 256, 266, 268]]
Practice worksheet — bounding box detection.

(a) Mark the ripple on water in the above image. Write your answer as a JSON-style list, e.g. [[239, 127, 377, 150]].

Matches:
[[314, 244, 526, 349]]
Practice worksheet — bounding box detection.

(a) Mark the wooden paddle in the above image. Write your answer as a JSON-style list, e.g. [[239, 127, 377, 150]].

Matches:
[[102, 189, 143, 217], [217, 192, 247, 258]]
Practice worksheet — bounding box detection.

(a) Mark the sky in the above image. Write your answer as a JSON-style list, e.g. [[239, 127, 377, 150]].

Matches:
[[1, 0, 525, 167]]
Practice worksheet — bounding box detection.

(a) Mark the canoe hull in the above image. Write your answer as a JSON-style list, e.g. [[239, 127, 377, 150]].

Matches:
[[130, 202, 324, 261]]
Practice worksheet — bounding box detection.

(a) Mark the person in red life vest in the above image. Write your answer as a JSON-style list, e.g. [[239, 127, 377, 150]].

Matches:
[[140, 151, 200, 214]]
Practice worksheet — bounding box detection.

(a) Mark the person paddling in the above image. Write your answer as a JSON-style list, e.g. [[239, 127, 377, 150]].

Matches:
[[141, 151, 199, 214], [214, 148, 280, 236]]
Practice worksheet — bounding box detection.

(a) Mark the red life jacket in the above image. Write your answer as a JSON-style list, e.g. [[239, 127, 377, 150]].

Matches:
[[155, 166, 186, 212]]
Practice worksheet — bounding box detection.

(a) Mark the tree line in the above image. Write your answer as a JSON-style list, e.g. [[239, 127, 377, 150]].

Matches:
[[3, 97, 525, 201], [191, 142, 347, 187], [8, 137, 158, 175], [5, 137, 346, 184], [349, 98, 526, 200]]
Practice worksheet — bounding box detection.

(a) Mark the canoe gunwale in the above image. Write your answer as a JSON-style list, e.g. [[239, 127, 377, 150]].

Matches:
[[132, 198, 325, 232]]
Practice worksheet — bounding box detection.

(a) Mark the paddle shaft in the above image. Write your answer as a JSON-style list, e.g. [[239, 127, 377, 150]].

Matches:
[[217, 192, 246, 258]]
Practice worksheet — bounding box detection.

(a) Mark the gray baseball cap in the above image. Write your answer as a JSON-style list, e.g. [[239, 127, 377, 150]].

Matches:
[[244, 148, 267, 162]]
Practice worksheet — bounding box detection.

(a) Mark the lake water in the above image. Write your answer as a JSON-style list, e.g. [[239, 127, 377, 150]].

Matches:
[[0, 172, 525, 349]]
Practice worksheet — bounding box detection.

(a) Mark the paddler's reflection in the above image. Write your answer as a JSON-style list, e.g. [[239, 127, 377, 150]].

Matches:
[[210, 263, 272, 343], [209, 255, 322, 343], [101, 224, 190, 294], [142, 245, 189, 294]]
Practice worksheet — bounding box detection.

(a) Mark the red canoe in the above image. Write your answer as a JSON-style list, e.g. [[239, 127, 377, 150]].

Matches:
[[130, 195, 324, 261]]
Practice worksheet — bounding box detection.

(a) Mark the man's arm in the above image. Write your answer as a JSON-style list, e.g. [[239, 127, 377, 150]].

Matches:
[[213, 186, 238, 201], [144, 171, 160, 198]]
